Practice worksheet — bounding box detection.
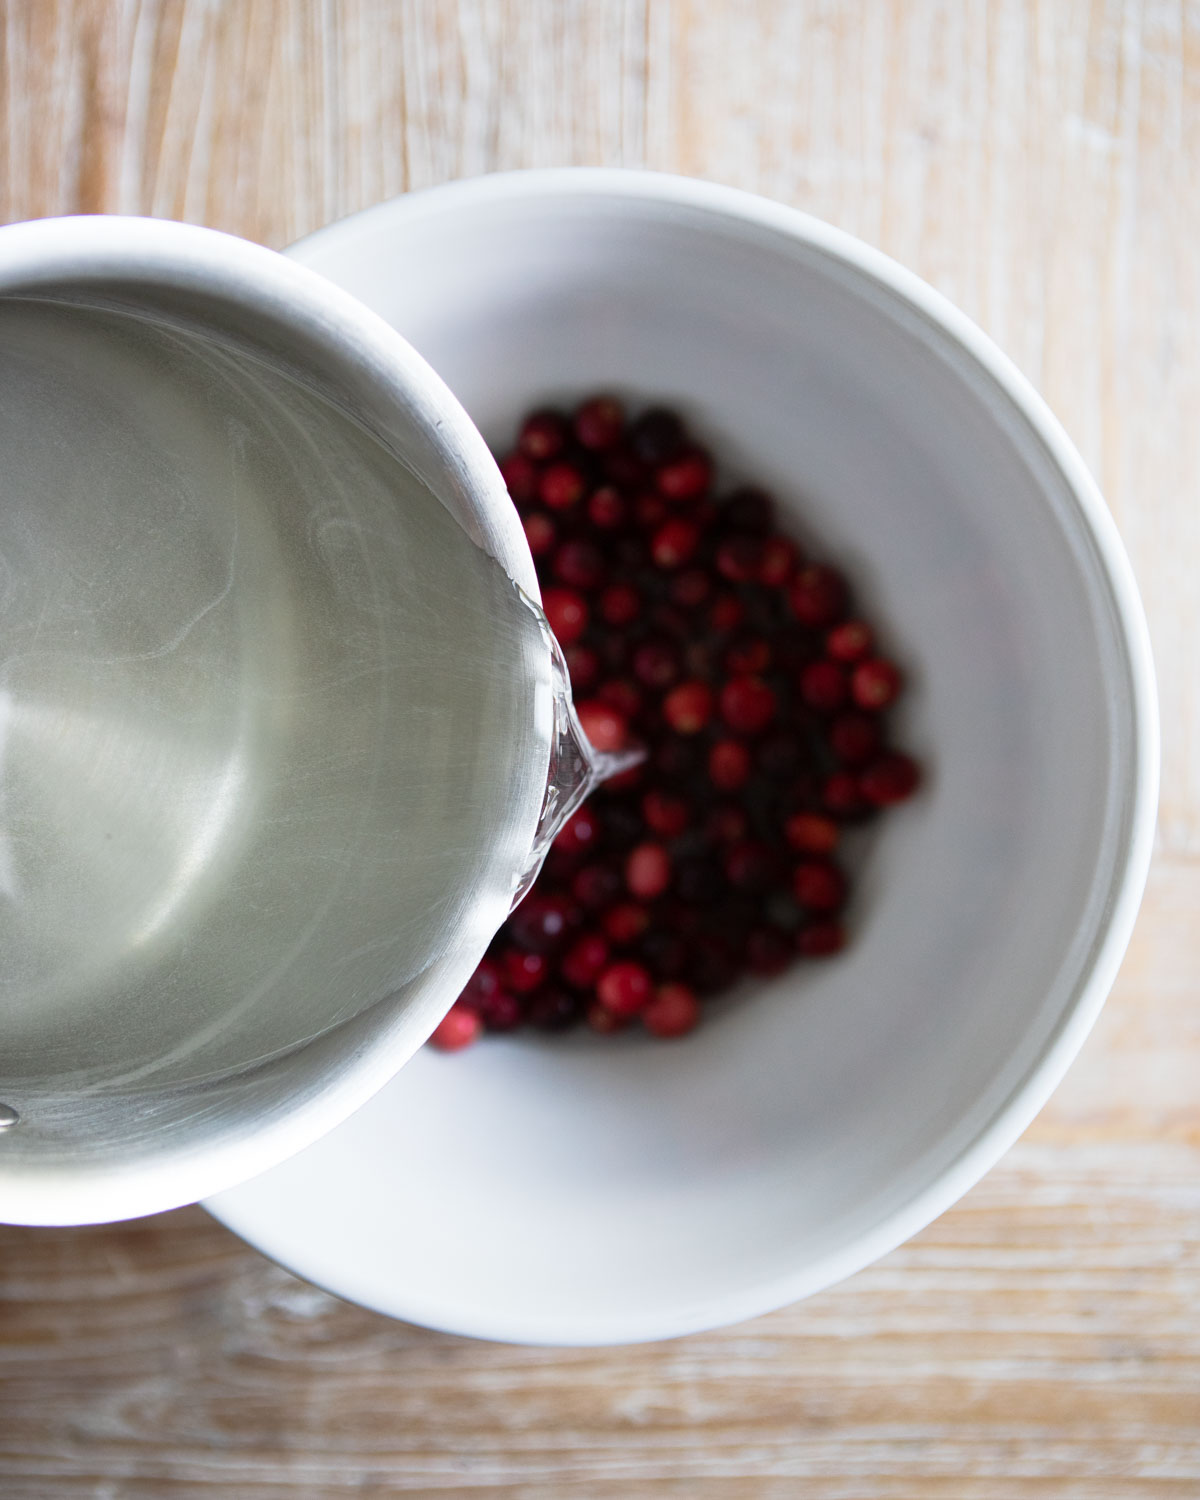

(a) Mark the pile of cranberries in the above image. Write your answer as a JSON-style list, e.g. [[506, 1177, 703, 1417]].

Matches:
[[429, 396, 919, 1051]]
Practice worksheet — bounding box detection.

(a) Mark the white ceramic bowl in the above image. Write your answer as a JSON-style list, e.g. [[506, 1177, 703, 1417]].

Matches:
[[207, 170, 1158, 1345]]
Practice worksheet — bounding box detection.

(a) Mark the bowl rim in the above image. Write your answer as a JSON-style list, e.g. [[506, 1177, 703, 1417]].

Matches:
[[208, 167, 1160, 1345]]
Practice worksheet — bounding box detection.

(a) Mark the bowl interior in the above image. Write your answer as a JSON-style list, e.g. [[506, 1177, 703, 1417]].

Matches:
[[209, 179, 1144, 1342]]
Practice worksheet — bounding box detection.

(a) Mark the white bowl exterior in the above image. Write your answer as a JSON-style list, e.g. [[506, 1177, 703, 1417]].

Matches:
[[208, 172, 1158, 1344]]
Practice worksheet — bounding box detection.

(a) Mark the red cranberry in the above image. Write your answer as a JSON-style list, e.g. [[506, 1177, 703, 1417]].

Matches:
[[554, 804, 603, 857], [503, 950, 550, 994], [587, 1000, 632, 1034], [650, 518, 701, 569], [638, 929, 689, 979], [554, 539, 606, 591], [480, 990, 523, 1031], [625, 841, 672, 899], [827, 619, 874, 662], [572, 862, 622, 910], [746, 927, 792, 976], [603, 901, 651, 945], [634, 492, 670, 531], [720, 486, 774, 534], [724, 840, 779, 892], [541, 586, 588, 645], [459, 957, 502, 1011], [656, 449, 712, 501], [642, 790, 691, 838], [630, 407, 686, 464], [829, 711, 882, 766], [588, 485, 627, 529], [784, 813, 840, 855], [719, 676, 777, 735], [715, 534, 764, 583], [604, 445, 651, 488], [523, 510, 557, 558], [663, 680, 715, 734], [509, 893, 574, 953], [792, 861, 847, 912], [596, 960, 654, 1017], [852, 658, 903, 710], [789, 564, 847, 627], [669, 568, 713, 609], [600, 581, 642, 626], [796, 920, 847, 958], [859, 752, 920, 805], [527, 987, 584, 1031], [560, 933, 611, 989], [642, 982, 700, 1038], [429, 1002, 482, 1051], [519, 410, 568, 461], [705, 802, 749, 843], [598, 679, 643, 720], [564, 643, 601, 692], [576, 699, 629, 753], [758, 535, 799, 586], [573, 395, 624, 450], [798, 660, 849, 713], [822, 770, 868, 819], [499, 451, 539, 504], [539, 461, 587, 511], [632, 638, 682, 689], [708, 738, 752, 791], [724, 635, 772, 675], [709, 593, 746, 633]]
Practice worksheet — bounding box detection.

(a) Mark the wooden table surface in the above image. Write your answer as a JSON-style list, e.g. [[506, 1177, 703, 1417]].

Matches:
[[2, 2, 1200, 1495]]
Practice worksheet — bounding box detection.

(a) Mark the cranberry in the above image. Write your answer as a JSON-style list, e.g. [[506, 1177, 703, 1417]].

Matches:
[[650, 518, 701, 569], [709, 593, 746, 633], [852, 658, 903, 710], [541, 586, 588, 645], [705, 802, 749, 843], [518, 410, 568, 461], [784, 813, 840, 855], [596, 960, 654, 1017], [509, 893, 574, 953], [604, 445, 651, 488], [789, 565, 847, 627], [822, 770, 868, 819], [561, 933, 611, 989], [827, 619, 874, 663], [625, 841, 672, 899], [642, 982, 700, 1038], [459, 957, 502, 1011], [792, 861, 848, 912], [539, 461, 587, 511], [720, 486, 774, 534], [600, 582, 642, 626], [598, 678, 643, 720], [715, 535, 764, 583], [630, 407, 686, 464], [481, 991, 523, 1031], [603, 902, 651, 945], [554, 804, 603, 857], [588, 485, 627, 530], [656, 449, 712, 501], [429, 1002, 482, 1051], [724, 840, 779, 892], [572, 862, 622, 910], [574, 395, 624, 450], [663, 680, 715, 734], [829, 711, 882, 766], [669, 568, 713, 609], [527, 987, 584, 1031], [675, 855, 724, 906], [499, 451, 539, 504], [798, 660, 849, 713], [554, 539, 606, 591], [758, 535, 799, 586], [859, 752, 920, 805], [563, 643, 601, 691], [503, 950, 550, 994], [796, 920, 847, 958], [746, 927, 792, 976], [587, 1000, 631, 1034], [523, 510, 557, 558], [639, 929, 689, 979], [576, 699, 629, 753], [687, 935, 741, 993], [708, 738, 752, 791], [632, 638, 682, 689], [642, 790, 691, 838], [757, 731, 803, 781], [724, 635, 772, 675], [634, 492, 670, 531], [719, 676, 777, 735]]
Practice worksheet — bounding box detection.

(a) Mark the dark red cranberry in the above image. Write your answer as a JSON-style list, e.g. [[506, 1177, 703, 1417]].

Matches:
[[597, 678, 643, 720], [630, 407, 686, 465], [503, 949, 550, 994], [509, 893, 575, 953], [852, 658, 903, 710], [596, 960, 654, 1017], [650, 518, 701, 569], [757, 731, 803, 781], [541, 586, 588, 645], [642, 982, 700, 1038], [575, 699, 629, 752], [539, 461, 587, 511], [746, 927, 792, 976], [642, 789, 691, 838], [499, 450, 539, 504], [709, 593, 746, 633], [796, 920, 847, 957], [669, 568, 713, 609], [859, 752, 920, 805], [829, 711, 882, 766], [719, 676, 777, 735], [724, 840, 779, 892], [601, 799, 646, 848], [527, 987, 584, 1031], [560, 933, 611, 989], [798, 660, 849, 713], [563, 643, 601, 692], [480, 990, 523, 1031], [705, 802, 749, 844], [687, 936, 740, 994], [587, 1000, 632, 1034], [573, 395, 624, 450], [625, 841, 672, 900], [656, 449, 712, 501], [639, 930, 689, 980], [784, 813, 840, 855], [708, 738, 752, 791], [554, 804, 603, 857], [663, 680, 714, 734], [632, 638, 682, 689], [822, 770, 868, 819], [634, 492, 670, 531], [518, 410, 569, 461], [654, 736, 703, 780], [604, 445, 651, 488], [758, 535, 799, 586], [554, 539, 606, 591], [789, 564, 848, 627], [459, 957, 502, 1011], [715, 534, 765, 583], [599, 582, 642, 626], [572, 862, 622, 910], [792, 861, 848, 912], [675, 855, 724, 906], [588, 485, 627, 530], [429, 1002, 482, 1050], [602, 902, 651, 945], [827, 619, 874, 663], [720, 486, 774, 534], [723, 634, 771, 675], [523, 510, 557, 558]]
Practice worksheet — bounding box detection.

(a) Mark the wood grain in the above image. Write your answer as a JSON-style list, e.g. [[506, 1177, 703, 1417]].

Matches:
[[2, 1, 1200, 1494]]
